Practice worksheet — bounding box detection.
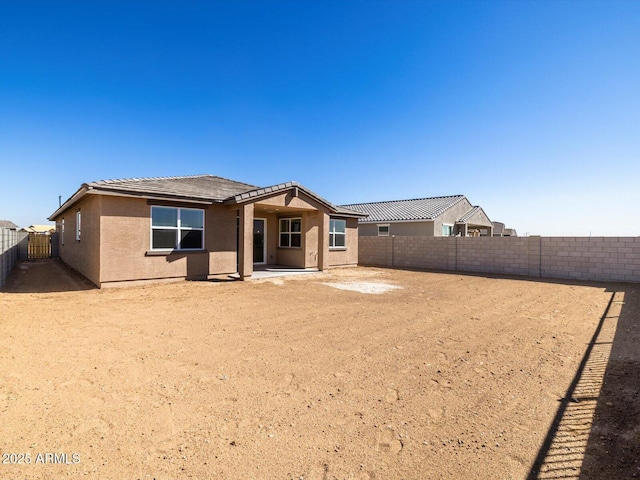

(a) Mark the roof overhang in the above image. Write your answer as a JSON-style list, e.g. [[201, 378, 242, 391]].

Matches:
[[224, 182, 367, 218], [48, 184, 215, 220], [49, 178, 367, 221], [358, 218, 434, 224]]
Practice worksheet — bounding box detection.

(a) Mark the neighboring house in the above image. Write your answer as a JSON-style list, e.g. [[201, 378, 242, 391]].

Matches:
[[0, 220, 19, 230], [492, 221, 505, 236], [48, 175, 365, 287], [340, 195, 493, 237], [20, 224, 56, 234], [492, 221, 518, 237]]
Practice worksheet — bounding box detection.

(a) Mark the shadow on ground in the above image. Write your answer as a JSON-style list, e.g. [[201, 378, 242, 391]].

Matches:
[[527, 283, 640, 479], [1, 259, 96, 293]]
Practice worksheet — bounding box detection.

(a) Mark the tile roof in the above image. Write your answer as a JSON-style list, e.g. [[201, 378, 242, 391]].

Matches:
[[229, 181, 300, 202], [0, 220, 19, 229], [51, 174, 366, 219], [229, 182, 367, 217], [340, 195, 466, 223], [87, 174, 258, 202], [457, 206, 482, 223]]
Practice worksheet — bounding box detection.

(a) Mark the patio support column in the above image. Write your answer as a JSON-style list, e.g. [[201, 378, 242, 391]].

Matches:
[[238, 203, 254, 280], [460, 223, 468, 237], [318, 212, 330, 271]]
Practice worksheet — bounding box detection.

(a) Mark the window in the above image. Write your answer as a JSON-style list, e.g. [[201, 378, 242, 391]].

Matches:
[[279, 218, 302, 248], [151, 206, 204, 250], [329, 219, 346, 248], [76, 211, 81, 240], [377, 224, 389, 237], [442, 224, 453, 236], [61, 218, 65, 245]]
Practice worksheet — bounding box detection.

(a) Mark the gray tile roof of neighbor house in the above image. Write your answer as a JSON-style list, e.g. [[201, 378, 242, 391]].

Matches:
[[340, 195, 466, 223], [0, 220, 20, 229], [457, 206, 483, 223]]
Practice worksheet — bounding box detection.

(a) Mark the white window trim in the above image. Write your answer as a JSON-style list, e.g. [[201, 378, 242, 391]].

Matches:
[[377, 224, 390, 237], [329, 218, 347, 249], [150, 206, 205, 251], [76, 211, 81, 241], [279, 217, 302, 249], [61, 218, 65, 245], [442, 223, 454, 236]]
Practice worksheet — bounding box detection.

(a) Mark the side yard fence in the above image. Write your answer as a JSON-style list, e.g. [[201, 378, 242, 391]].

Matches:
[[1, 228, 29, 288], [359, 236, 640, 283]]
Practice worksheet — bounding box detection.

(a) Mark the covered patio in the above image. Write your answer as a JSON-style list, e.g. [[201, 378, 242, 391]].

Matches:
[[229, 182, 365, 280]]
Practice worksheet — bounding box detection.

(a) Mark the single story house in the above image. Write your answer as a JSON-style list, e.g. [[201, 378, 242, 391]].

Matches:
[[48, 175, 366, 287], [0, 220, 20, 230], [340, 195, 494, 237], [20, 224, 56, 234], [492, 221, 518, 237]]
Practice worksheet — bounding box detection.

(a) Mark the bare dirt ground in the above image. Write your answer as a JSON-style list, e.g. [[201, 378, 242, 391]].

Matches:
[[0, 260, 638, 480]]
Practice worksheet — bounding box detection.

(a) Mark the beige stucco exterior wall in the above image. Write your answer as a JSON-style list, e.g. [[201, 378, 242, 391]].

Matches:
[[208, 206, 239, 274], [272, 212, 315, 268], [328, 217, 359, 266], [99, 196, 231, 284], [262, 212, 279, 265], [56, 194, 102, 286], [304, 212, 320, 268]]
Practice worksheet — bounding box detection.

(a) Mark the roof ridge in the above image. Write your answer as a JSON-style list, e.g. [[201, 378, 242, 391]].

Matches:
[[342, 194, 465, 206], [89, 174, 212, 185]]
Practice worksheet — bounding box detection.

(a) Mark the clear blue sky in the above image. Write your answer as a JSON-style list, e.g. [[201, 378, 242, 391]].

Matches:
[[1, 1, 638, 235]]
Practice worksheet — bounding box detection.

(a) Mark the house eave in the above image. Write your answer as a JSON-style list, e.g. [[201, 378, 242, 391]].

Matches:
[[358, 218, 436, 224], [223, 182, 368, 217], [88, 187, 217, 205], [49, 185, 216, 221], [49, 186, 88, 221]]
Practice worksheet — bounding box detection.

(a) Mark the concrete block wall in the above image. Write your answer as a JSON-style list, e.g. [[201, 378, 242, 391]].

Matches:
[[359, 236, 393, 267], [456, 237, 532, 276], [540, 237, 640, 283], [1, 229, 28, 288], [393, 236, 455, 270], [359, 236, 640, 284]]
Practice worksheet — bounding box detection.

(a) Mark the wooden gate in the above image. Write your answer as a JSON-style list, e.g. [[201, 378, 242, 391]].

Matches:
[[28, 233, 52, 259]]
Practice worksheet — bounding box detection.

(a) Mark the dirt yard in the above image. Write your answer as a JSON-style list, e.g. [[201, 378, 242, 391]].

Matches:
[[1, 260, 638, 479]]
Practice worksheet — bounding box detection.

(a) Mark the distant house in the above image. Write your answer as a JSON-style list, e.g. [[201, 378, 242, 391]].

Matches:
[[20, 224, 56, 234], [492, 221, 518, 237], [48, 175, 365, 287], [0, 220, 19, 230], [340, 195, 494, 237]]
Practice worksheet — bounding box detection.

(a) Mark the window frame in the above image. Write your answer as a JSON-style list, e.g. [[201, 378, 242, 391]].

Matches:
[[377, 224, 390, 237], [76, 211, 81, 241], [329, 218, 347, 249], [278, 217, 302, 248], [150, 206, 205, 251], [442, 223, 453, 236]]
